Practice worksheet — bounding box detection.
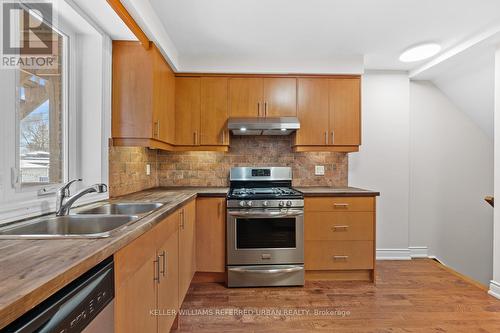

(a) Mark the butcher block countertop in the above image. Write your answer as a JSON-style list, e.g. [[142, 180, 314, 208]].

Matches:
[[0, 185, 378, 328], [296, 186, 380, 197], [0, 188, 203, 329]]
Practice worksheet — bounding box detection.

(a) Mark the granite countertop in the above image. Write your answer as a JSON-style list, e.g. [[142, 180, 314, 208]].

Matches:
[[0, 185, 377, 328]]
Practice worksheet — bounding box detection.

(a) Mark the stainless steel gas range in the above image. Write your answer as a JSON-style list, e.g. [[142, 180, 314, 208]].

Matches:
[[226, 167, 304, 287]]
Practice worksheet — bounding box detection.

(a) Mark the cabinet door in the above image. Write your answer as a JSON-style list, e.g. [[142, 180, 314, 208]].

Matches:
[[157, 213, 179, 333], [115, 230, 159, 333], [229, 78, 263, 117], [112, 41, 154, 139], [179, 200, 196, 305], [200, 77, 229, 145], [263, 78, 297, 117], [296, 78, 329, 145], [329, 78, 361, 146], [196, 198, 226, 272], [175, 77, 201, 145], [153, 47, 175, 144]]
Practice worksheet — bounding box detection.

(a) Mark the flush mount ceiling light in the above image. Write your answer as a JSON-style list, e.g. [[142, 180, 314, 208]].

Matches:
[[399, 43, 441, 62]]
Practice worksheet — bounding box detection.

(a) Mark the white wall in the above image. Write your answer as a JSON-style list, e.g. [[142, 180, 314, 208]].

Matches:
[[432, 52, 495, 139], [410, 81, 493, 285], [351, 72, 494, 286], [350, 72, 411, 256], [491, 46, 500, 297]]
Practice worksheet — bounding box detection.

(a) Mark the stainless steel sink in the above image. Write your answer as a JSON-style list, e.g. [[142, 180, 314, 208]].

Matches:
[[74, 202, 163, 216], [0, 214, 138, 239]]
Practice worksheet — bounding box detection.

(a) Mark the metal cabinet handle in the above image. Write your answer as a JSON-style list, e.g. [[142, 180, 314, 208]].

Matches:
[[333, 203, 349, 208], [331, 130, 334, 144], [153, 122, 159, 138], [332, 225, 349, 231], [159, 251, 166, 276], [324, 131, 328, 144], [333, 255, 349, 260], [230, 266, 303, 274], [264, 102, 268, 117], [180, 210, 185, 229], [257, 102, 261, 116], [153, 257, 160, 283]]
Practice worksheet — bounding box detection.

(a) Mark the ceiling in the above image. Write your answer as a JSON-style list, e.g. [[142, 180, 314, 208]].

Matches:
[[72, 0, 134, 40], [148, 0, 500, 72]]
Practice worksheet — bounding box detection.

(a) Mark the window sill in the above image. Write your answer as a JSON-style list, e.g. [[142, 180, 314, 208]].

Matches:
[[0, 193, 109, 226]]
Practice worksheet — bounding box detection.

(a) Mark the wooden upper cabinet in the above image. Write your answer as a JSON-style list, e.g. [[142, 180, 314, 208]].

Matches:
[[112, 41, 175, 144], [200, 77, 229, 145], [156, 50, 176, 144], [229, 77, 297, 118], [229, 78, 263, 117], [112, 41, 154, 139], [263, 78, 297, 117], [296, 78, 329, 145], [175, 77, 201, 145], [329, 78, 361, 146]]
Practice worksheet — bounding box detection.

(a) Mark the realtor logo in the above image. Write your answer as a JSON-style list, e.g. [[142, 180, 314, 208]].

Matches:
[[1, 0, 58, 69]]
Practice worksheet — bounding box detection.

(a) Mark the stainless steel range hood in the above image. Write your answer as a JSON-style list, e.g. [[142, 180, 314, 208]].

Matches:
[[228, 117, 300, 135]]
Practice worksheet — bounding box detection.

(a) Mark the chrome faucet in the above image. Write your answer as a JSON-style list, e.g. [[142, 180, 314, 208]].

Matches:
[[56, 179, 108, 216]]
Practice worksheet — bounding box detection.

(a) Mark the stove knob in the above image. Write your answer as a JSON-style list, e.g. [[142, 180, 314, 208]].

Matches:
[[286, 200, 293, 207], [247, 201, 253, 207], [278, 201, 285, 207], [239, 201, 247, 207], [262, 201, 269, 207]]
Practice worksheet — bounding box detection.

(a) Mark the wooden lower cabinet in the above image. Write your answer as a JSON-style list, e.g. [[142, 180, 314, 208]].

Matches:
[[196, 197, 226, 273], [157, 213, 179, 332], [178, 200, 196, 305], [114, 230, 159, 333], [305, 240, 374, 270], [114, 200, 196, 333], [304, 196, 376, 281]]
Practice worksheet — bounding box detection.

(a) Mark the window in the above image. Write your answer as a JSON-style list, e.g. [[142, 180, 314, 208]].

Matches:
[[14, 10, 66, 188], [0, 1, 111, 222]]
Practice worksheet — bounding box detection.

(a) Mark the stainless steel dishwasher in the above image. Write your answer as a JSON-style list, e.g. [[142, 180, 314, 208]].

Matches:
[[2, 258, 114, 333]]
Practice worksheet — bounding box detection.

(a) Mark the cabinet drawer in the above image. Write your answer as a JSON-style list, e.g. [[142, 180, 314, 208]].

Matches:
[[305, 212, 374, 241], [305, 240, 374, 270], [305, 197, 374, 212]]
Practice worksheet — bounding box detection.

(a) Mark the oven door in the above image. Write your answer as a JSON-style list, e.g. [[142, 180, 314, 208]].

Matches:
[[227, 208, 304, 265]]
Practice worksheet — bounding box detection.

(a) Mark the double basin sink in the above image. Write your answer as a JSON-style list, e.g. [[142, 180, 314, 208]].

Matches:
[[0, 203, 164, 239]]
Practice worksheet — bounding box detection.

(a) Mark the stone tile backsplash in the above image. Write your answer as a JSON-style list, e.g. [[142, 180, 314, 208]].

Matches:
[[157, 136, 348, 187], [109, 136, 348, 196], [109, 146, 158, 197]]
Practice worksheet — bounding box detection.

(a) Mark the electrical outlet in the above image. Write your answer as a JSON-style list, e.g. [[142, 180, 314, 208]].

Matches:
[[315, 165, 325, 176], [146, 164, 151, 176]]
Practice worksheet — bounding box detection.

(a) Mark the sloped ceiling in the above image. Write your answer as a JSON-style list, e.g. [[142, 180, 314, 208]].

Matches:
[[431, 52, 494, 139]]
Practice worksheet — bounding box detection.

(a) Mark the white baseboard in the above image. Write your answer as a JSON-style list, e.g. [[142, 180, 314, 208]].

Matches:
[[409, 246, 429, 258], [376, 246, 429, 260], [376, 248, 411, 260], [489, 280, 500, 299]]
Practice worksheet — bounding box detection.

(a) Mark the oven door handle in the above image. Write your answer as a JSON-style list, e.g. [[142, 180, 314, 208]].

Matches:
[[228, 210, 303, 218], [229, 266, 303, 274]]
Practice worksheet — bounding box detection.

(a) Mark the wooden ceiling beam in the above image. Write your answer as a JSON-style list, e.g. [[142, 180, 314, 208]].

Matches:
[[106, 0, 151, 50]]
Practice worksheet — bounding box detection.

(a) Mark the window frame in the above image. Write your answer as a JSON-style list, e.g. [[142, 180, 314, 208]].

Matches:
[[0, 2, 112, 224], [13, 22, 71, 192]]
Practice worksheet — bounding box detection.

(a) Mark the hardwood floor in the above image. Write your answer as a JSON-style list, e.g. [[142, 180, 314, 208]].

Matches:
[[174, 260, 500, 332]]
